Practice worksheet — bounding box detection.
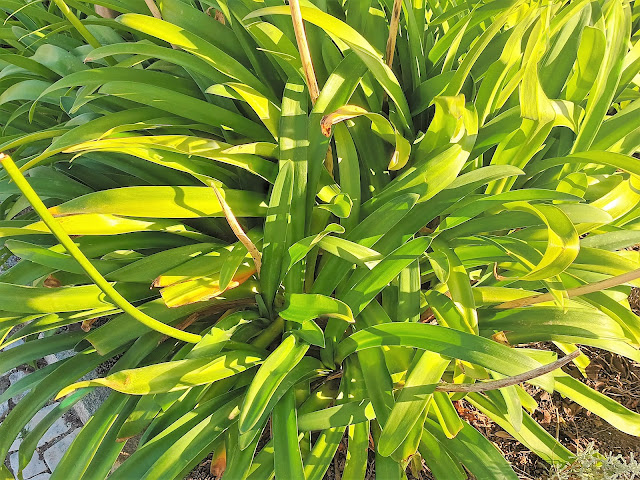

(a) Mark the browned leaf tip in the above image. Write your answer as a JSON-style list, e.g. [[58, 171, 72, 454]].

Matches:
[[214, 9, 226, 24], [320, 116, 332, 137], [44, 274, 62, 288], [491, 330, 511, 346], [81, 318, 98, 332], [210, 446, 227, 477]]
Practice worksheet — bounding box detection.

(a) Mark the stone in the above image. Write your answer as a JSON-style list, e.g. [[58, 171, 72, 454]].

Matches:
[[0, 401, 8, 418], [29, 404, 58, 427], [0, 254, 19, 274], [3, 339, 24, 351], [43, 428, 80, 472], [8, 370, 27, 384], [8, 370, 28, 402], [9, 404, 58, 452], [37, 417, 70, 447], [8, 451, 48, 479], [25, 474, 50, 480]]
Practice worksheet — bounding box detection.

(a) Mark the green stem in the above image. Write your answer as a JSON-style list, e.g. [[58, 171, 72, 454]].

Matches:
[[252, 316, 284, 349], [0, 153, 201, 344], [51, 0, 102, 49]]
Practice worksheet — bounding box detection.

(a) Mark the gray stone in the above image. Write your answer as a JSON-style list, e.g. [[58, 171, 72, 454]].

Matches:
[[8, 370, 28, 402], [9, 433, 22, 453], [8, 370, 27, 384], [3, 338, 24, 351], [25, 474, 50, 480], [9, 404, 58, 452], [0, 401, 8, 418], [43, 428, 80, 472], [0, 254, 19, 274], [37, 417, 70, 447], [9, 451, 48, 479], [28, 404, 58, 431]]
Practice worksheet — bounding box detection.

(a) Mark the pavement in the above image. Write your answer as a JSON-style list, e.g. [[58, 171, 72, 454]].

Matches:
[[1, 341, 83, 479], [0, 256, 88, 479]]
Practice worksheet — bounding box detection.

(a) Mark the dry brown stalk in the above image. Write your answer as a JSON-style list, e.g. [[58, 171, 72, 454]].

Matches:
[[211, 184, 262, 276], [289, 0, 320, 104], [385, 0, 403, 67], [144, 0, 163, 19], [435, 350, 581, 393], [496, 268, 640, 309]]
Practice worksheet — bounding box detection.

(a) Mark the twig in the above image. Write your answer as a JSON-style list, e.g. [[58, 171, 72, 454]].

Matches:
[[289, 0, 319, 104], [144, 0, 162, 19], [211, 183, 262, 276], [385, 0, 403, 67], [495, 268, 640, 309], [94, 5, 118, 19], [493, 262, 507, 281], [434, 350, 581, 393]]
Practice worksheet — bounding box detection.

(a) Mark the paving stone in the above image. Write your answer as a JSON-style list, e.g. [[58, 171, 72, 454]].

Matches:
[[8, 370, 29, 402], [0, 254, 19, 274], [8, 370, 27, 384], [37, 417, 70, 447], [9, 404, 58, 452], [29, 404, 58, 427], [3, 339, 24, 351], [25, 474, 50, 480], [9, 434, 22, 453], [0, 401, 7, 418], [43, 428, 80, 472], [9, 451, 48, 479]]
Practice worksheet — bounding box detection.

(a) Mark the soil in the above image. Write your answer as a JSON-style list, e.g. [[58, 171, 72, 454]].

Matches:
[[188, 289, 640, 480]]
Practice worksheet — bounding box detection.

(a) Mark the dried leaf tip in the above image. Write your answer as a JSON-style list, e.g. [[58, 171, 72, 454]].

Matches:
[[385, 0, 403, 67], [0, 152, 7, 162], [320, 116, 333, 138], [211, 183, 262, 276]]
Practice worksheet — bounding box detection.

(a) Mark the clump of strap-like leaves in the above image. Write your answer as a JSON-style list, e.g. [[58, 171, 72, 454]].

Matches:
[[1, 0, 640, 479]]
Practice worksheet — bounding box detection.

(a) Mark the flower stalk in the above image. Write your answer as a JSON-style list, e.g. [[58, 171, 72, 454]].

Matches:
[[0, 153, 202, 344]]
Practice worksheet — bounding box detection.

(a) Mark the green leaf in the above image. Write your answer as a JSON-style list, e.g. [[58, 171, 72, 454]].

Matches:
[[245, 6, 412, 131], [261, 162, 294, 309], [117, 14, 270, 98], [571, 2, 631, 152], [468, 391, 573, 464], [298, 400, 376, 431], [273, 389, 305, 480], [554, 373, 640, 436], [340, 237, 431, 316], [49, 186, 267, 218], [0, 282, 150, 314], [504, 202, 580, 281], [321, 105, 411, 170], [378, 351, 450, 456], [280, 293, 354, 324], [424, 417, 519, 479], [239, 334, 309, 433], [57, 350, 264, 397], [336, 323, 554, 391], [63, 135, 278, 182]]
